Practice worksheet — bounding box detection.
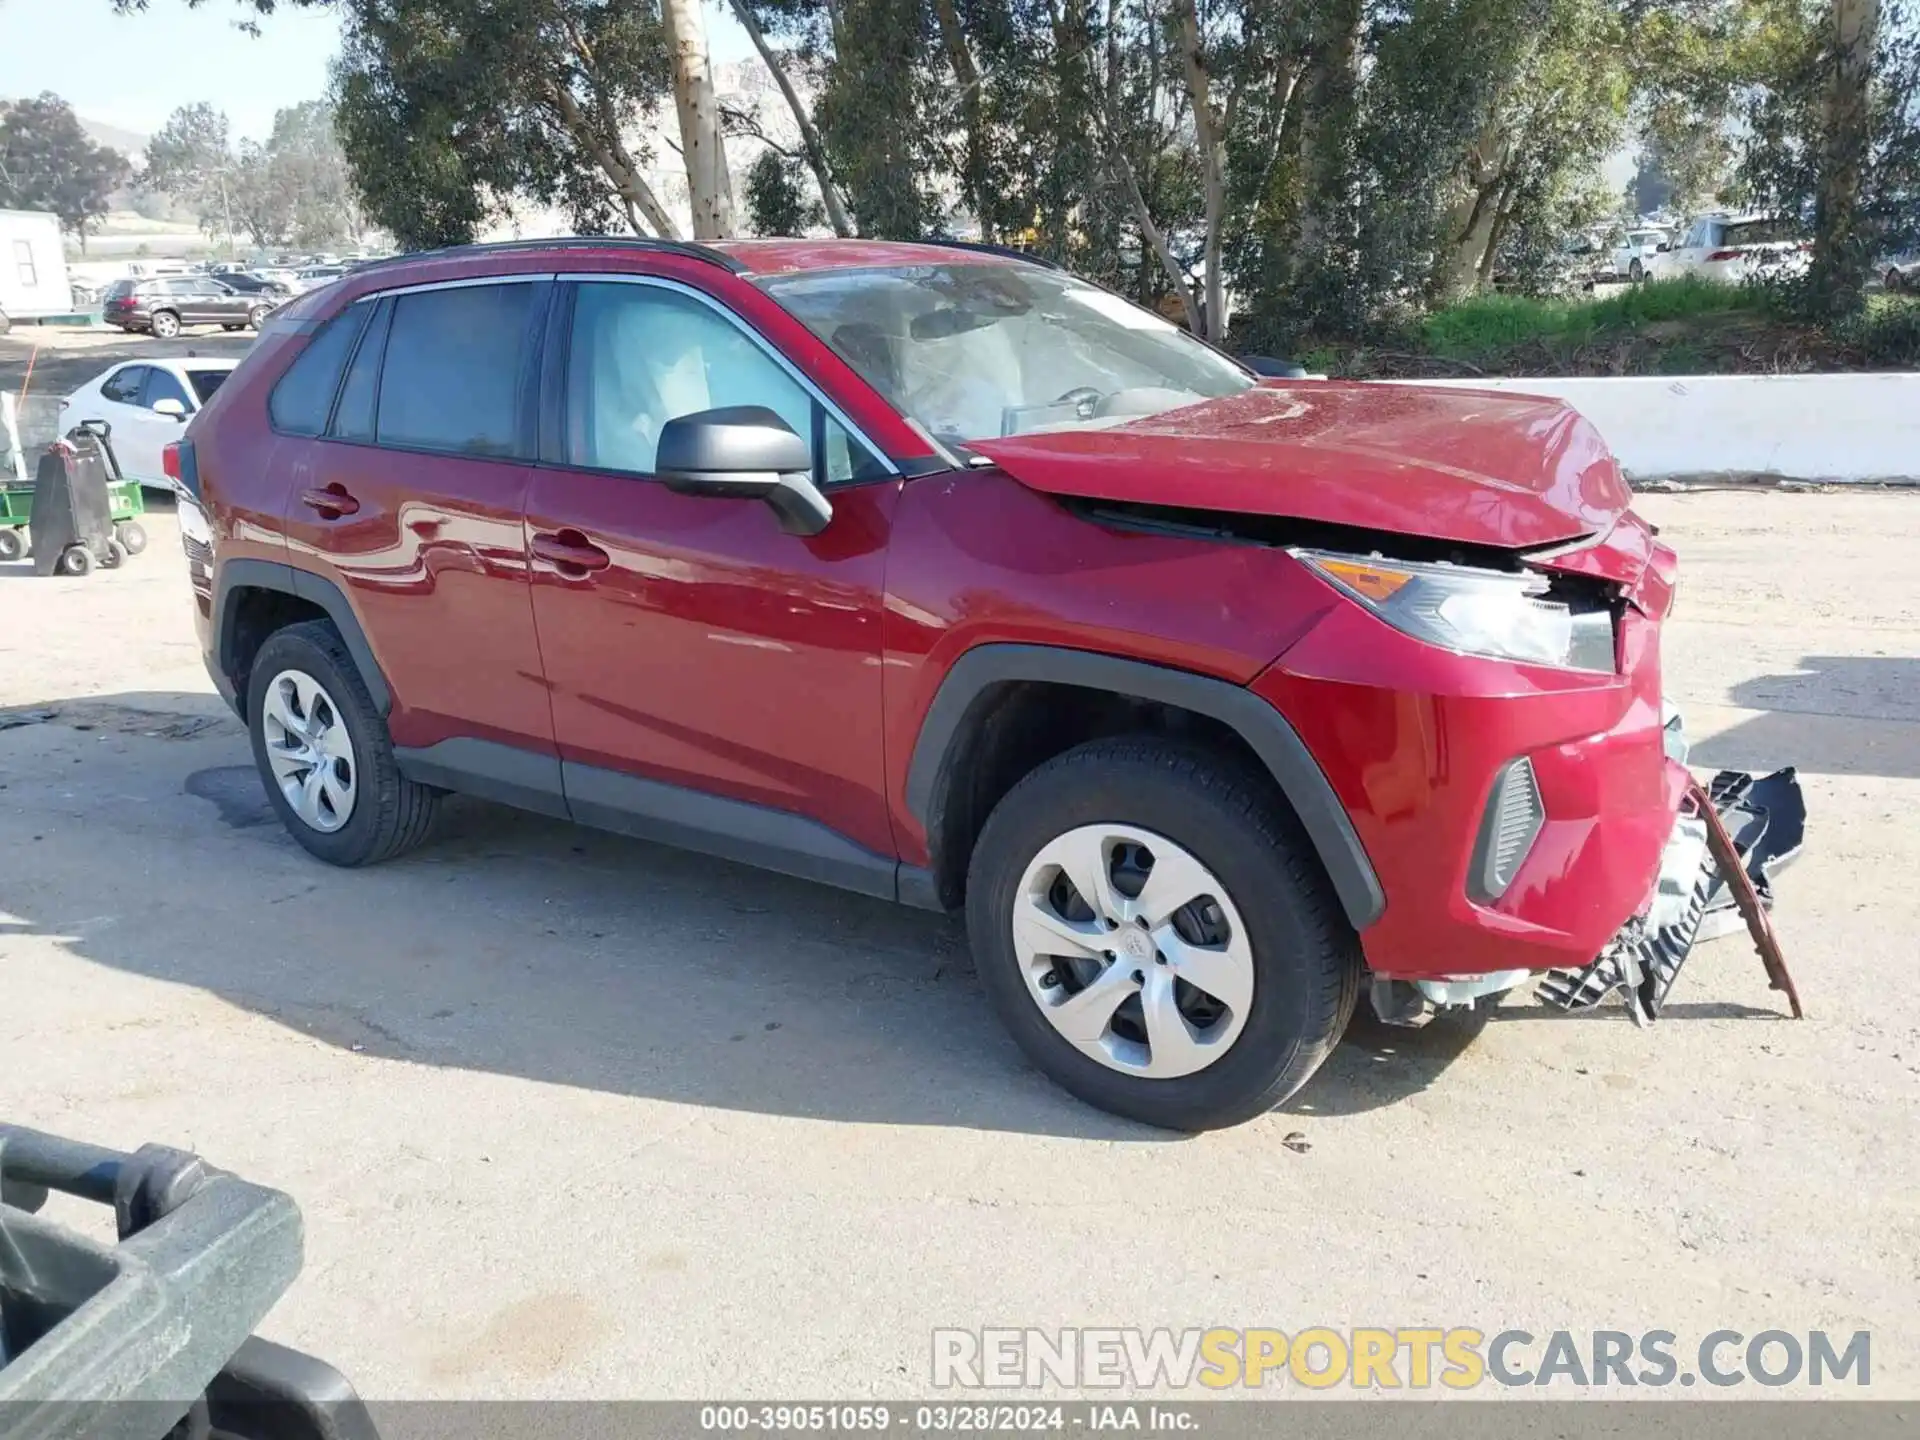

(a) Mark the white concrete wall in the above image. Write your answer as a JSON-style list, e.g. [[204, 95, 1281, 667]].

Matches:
[[1394, 373, 1920, 484]]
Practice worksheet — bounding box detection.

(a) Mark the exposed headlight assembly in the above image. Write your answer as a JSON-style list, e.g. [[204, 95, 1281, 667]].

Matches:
[[1293, 548, 1616, 674]]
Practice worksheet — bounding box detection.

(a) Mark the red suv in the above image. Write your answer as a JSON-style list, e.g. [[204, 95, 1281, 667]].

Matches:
[[172, 237, 1685, 1130]]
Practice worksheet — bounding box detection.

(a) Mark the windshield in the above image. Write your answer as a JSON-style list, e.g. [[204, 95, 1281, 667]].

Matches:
[[758, 264, 1254, 444]]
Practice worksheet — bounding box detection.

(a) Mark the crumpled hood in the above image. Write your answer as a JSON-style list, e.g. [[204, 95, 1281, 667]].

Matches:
[[968, 382, 1635, 554]]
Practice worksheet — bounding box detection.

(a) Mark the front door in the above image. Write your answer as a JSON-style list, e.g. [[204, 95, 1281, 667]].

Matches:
[[277, 279, 558, 788], [524, 276, 900, 876]]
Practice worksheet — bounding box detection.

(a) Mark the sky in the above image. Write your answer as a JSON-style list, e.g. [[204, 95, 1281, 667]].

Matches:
[[0, 0, 755, 145]]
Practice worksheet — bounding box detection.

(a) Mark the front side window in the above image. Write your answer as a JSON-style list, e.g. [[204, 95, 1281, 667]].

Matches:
[[143, 368, 191, 411], [376, 282, 538, 458], [565, 281, 881, 485], [759, 263, 1254, 445]]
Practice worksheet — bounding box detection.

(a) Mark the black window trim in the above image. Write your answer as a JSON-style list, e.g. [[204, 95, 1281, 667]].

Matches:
[[324, 294, 395, 442], [541, 272, 898, 491]]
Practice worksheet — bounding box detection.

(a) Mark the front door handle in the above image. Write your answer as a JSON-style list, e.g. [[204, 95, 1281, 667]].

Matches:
[[531, 530, 611, 574], [299, 485, 359, 517]]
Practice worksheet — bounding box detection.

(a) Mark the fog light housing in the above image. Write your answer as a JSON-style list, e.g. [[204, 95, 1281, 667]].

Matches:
[[1470, 757, 1544, 902]]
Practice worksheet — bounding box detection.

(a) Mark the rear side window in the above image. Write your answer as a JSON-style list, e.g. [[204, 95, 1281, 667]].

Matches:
[[376, 282, 539, 458], [269, 303, 372, 436]]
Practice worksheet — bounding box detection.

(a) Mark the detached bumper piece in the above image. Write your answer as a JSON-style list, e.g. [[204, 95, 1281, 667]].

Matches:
[[1538, 768, 1806, 1024]]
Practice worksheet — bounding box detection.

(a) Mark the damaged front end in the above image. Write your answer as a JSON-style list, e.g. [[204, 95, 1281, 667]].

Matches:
[[1537, 739, 1807, 1024]]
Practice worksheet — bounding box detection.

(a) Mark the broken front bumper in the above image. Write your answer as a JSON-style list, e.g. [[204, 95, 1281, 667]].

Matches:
[[1538, 766, 1807, 1022]]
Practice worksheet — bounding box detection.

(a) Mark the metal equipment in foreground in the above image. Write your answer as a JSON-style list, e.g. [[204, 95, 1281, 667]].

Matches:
[[0, 1124, 377, 1440], [0, 421, 147, 570]]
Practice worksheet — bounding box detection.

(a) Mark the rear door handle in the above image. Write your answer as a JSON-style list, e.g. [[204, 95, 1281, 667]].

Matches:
[[531, 530, 611, 573], [299, 485, 359, 517]]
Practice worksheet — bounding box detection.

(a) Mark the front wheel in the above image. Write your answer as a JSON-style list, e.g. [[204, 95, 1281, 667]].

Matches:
[[114, 521, 147, 555], [1629, 258, 1645, 282], [1889, 269, 1906, 294], [248, 304, 274, 329], [0, 528, 22, 562], [247, 620, 441, 866], [57, 545, 94, 576], [965, 739, 1361, 1131]]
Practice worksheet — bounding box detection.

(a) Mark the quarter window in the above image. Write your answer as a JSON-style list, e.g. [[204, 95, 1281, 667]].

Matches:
[[14, 240, 36, 287], [375, 282, 540, 458], [269, 303, 371, 436]]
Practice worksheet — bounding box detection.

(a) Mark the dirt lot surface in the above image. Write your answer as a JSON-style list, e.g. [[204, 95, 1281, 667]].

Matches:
[[1, 489, 1916, 1399]]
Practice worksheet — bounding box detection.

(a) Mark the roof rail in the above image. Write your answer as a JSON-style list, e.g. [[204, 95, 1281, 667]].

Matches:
[[352, 235, 747, 276], [920, 239, 1064, 271]]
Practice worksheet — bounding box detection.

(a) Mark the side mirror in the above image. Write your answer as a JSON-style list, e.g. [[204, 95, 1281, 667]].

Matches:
[[1240, 355, 1310, 378], [655, 405, 831, 537], [151, 398, 188, 420]]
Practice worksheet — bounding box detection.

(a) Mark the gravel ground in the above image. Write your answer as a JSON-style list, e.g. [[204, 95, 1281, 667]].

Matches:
[[1, 489, 1916, 1400]]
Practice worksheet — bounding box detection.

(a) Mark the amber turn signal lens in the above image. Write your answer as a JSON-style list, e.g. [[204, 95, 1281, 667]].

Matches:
[[1314, 558, 1413, 602]]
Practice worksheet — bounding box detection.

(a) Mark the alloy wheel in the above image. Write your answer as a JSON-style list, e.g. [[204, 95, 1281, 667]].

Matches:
[[261, 668, 357, 833], [1011, 823, 1254, 1078]]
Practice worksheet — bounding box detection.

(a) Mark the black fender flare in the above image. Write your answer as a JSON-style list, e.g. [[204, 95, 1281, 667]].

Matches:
[[212, 558, 392, 715], [903, 644, 1386, 931]]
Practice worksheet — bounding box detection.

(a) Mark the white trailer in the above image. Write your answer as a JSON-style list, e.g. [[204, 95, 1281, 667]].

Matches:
[[0, 209, 74, 335]]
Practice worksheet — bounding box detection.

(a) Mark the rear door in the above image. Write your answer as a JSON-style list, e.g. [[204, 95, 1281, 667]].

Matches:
[[277, 277, 559, 780]]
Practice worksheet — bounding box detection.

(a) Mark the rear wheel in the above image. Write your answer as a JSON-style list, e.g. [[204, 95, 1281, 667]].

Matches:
[[1629, 258, 1645, 282], [965, 739, 1361, 1131], [1889, 268, 1907, 294], [57, 545, 93, 576], [114, 521, 148, 554], [247, 620, 440, 866], [0, 528, 22, 562], [149, 309, 182, 339], [247, 304, 274, 329]]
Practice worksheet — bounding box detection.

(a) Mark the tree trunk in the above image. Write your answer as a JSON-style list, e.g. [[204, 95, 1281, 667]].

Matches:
[[1809, 0, 1880, 316], [931, 0, 992, 240], [1430, 121, 1509, 303], [551, 84, 683, 238], [1172, 0, 1226, 341], [1293, 0, 1363, 256], [661, 0, 736, 239], [728, 0, 854, 236]]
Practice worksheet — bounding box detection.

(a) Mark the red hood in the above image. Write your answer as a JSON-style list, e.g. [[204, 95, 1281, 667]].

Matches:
[[969, 382, 1635, 554]]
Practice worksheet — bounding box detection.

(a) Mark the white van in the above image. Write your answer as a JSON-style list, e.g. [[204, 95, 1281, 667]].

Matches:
[[0, 210, 74, 334]]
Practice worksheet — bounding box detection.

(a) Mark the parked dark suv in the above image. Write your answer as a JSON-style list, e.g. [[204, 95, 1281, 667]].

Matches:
[[170, 237, 1687, 1130], [103, 276, 281, 337]]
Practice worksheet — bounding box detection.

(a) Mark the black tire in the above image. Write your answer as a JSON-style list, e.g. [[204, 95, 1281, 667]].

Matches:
[[1629, 258, 1645, 282], [114, 521, 148, 555], [222, 324, 243, 332], [247, 619, 440, 866], [0, 308, 11, 337], [0, 528, 22, 562], [149, 309, 181, 338], [247, 304, 273, 329], [100, 540, 126, 569], [57, 545, 94, 577], [965, 738, 1362, 1131], [1889, 269, 1906, 294]]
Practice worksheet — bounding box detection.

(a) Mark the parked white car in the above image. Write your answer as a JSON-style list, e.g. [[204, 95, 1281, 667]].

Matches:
[[1612, 227, 1672, 281], [1883, 254, 1920, 291], [58, 358, 241, 489], [1649, 213, 1810, 284]]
